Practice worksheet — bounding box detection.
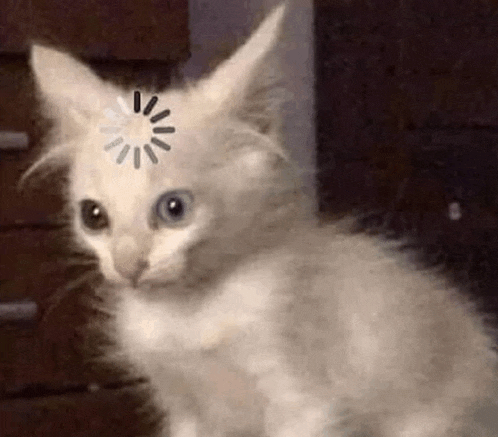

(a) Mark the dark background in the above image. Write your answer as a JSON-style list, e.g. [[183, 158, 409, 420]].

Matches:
[[2, 0, 498, 434], [316, 0, 498, 319]]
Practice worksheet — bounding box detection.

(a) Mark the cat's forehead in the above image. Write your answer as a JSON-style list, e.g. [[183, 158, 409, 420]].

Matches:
[[72, 141, 200, 199], [70, 88, 217, 207]]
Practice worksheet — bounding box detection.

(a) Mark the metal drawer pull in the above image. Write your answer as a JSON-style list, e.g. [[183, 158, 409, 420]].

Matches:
[[0, 131, 29, 150], [0, 301, 38, 323]]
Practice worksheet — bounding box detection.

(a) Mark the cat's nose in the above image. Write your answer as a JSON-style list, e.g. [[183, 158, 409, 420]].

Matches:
[[112, 235, 150, 285], [114, 258, 149, 284]]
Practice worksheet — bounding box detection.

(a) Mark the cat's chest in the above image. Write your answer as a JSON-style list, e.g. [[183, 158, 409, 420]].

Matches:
[[113, 259, 285, 371]]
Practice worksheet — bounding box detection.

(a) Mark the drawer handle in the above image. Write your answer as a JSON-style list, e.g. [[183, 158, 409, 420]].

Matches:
[[0, 131, 29, 150], [0, 301, 38, 323]]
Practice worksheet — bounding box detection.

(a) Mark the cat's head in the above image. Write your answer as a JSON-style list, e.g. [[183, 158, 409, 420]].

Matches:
[[26, 4, 304, 290]]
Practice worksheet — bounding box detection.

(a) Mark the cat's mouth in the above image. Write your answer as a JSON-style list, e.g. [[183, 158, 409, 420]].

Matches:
[[127, 279, 210, 310], [103, 277, 180, 299], [136, 279, 175, 291]]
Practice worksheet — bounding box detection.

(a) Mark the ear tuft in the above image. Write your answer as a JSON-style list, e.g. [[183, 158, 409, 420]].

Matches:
[[239, 148, 282, 178], [31, 44, 114, 115]]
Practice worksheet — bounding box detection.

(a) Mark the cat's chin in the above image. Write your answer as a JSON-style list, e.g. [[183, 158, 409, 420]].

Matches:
[[101, 277, 132, 289], [101, 275, 192, 297], [108, 278, 172, 289], [136, 280, 176, 292]]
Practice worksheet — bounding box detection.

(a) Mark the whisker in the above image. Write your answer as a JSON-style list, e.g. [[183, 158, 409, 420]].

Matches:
[[37, 257, 98, 273], [63, 257, 99, 267], [41, 269, 101, 324], [64, 249, 96, 258], [80, 293, 116, 318]]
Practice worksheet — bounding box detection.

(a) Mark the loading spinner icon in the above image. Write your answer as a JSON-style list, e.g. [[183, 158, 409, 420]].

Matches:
[[99, 91, 175, 169]]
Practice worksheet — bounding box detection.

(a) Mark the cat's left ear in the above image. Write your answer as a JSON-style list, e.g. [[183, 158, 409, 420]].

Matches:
[[197, 3, 287, 128], [31, 44, 114, 121]]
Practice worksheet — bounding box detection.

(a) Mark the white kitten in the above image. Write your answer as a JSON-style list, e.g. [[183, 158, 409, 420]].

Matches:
[[26, 4, 497, 437]]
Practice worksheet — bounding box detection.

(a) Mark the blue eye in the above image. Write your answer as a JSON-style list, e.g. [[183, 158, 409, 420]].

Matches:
[[155, 190, 194, 226]]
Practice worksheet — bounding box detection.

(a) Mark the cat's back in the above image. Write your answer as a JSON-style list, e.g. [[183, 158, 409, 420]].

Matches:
[[279, 221, 497, 406]]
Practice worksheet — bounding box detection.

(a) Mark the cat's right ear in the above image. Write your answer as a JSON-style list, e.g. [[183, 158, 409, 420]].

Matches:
[[31, 44, 111, 120], [196, 3, 287, 121]]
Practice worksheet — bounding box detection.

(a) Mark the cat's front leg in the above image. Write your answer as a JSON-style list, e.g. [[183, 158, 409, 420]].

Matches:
[[167, 410, 199, 437], [259, 373, 331, 437], [164, 403, 200, 437], [265, 400, 330, 437], [166, 405, 229, 437]]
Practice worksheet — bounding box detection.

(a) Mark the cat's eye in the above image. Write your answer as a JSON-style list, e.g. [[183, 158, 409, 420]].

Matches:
[[155, 190, 194, 227], [80, 199, 110, 231]]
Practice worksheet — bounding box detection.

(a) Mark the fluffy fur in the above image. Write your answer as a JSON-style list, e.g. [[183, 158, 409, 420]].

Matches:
[[26, 3, 497, 437]]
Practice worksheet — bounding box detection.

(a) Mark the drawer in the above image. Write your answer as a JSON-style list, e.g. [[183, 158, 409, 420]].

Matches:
[[0, 228, 122, 392], [0, 0, 189, 61]]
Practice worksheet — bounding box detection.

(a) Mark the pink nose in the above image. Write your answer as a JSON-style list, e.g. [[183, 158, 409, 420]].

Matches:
[[114, 257, 149, 283], [112, 235, 150, 284]]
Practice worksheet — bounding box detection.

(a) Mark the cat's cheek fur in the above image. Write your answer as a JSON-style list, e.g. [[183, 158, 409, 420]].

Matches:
[[144, 207, 216, 285], [70, 219, 125, 284], [85, 237, 125, 284], [145, 248, 187, 285]]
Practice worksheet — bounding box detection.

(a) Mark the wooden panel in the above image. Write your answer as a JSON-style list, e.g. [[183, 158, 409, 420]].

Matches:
[[0, 56, 62, 226], [0, 385, 158, 437], [0, 0, 189, 61], [0, 155, 65, 227], [315, 0, 498, 214], [0, 228, 120, 391]]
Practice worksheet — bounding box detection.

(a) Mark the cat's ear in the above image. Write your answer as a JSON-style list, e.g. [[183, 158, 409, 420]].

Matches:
[[230, 139, 292, 187], [197, 3, 287, 129], [229, 144, 301, 220], [31, 44, 111, 120]]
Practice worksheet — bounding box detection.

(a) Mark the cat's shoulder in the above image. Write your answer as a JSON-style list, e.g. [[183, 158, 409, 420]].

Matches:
[[284, 218, 437, 288], [288, 218, 400, 261]]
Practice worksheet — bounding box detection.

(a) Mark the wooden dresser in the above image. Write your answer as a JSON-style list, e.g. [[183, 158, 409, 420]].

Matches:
[[0, 1, 188, 435]]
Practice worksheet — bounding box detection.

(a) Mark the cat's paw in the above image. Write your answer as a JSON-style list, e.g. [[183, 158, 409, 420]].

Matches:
[[266, 404, 329, 437], [169, 416, 199, 437]]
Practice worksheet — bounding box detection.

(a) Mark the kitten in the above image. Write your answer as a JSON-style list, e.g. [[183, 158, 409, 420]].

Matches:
[[25, 3, 498, 437]]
